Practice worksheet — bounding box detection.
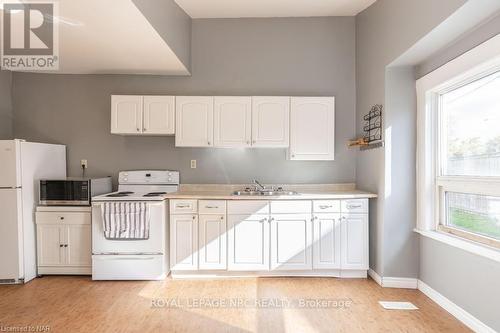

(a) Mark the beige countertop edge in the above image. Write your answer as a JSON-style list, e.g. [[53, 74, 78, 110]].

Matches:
[[165, 191, 377, 200]]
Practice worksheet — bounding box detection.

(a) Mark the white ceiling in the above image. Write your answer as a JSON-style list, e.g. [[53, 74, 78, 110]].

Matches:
[[1, 0, 189, 75], [174, 0, 377, 18]]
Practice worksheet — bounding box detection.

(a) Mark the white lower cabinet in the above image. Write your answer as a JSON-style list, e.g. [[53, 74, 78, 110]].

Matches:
[[340, 213, 369, 270], [36, 209, 92, 275], [227, 214, 270, 271], [37, 225, 65, 267], [65, 225, 92, 267], [313, 213, 341, 269], [199, 214, 227, 270], [170, 214, 198, 270], [169, 198, 370, 276], [270, 214, 312, 270]]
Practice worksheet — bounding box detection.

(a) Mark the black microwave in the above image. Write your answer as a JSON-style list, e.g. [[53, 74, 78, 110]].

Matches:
[[39, 177, 112, 206]]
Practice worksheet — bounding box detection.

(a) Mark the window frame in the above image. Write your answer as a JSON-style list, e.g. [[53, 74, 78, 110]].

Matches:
[[416, 34, 500, 251]]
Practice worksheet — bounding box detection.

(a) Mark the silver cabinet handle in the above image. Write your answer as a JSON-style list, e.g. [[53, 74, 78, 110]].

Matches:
[[260, 218, 268, 223], [208, 141, 211, 145], [136, 128, 140, 132], [176, 204, 190, 208], [59, 216, 65, 220], [220, 216, 224, 220], [192, 215, 196, 220], [205, 206, 219, 209], [319, 205, 333, 209], [347, 204, 362, 209]]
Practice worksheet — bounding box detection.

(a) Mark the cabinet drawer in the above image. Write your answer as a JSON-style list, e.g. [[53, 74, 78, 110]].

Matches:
[[199, 200, 226, 214], [313, 200, 340, 213], [170, 200, 198, 214], [341, 199, 368, 213], [227, 200, 269, 215], [36, 212, 90, 225], [271, 200, 312, 214]]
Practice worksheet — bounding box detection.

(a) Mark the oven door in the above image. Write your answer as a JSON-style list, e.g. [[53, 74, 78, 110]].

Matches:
[[39, 180, 90, 206], [91, 201, 166, 255]]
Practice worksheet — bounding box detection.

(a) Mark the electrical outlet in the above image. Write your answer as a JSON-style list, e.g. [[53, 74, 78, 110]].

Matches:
[[190, 160, 197, 169], [81, 159, 88, 169]]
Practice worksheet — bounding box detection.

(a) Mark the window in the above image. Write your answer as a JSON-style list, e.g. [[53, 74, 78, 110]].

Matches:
[[417, 35, 500, 251], [436, 69, 500, 247]]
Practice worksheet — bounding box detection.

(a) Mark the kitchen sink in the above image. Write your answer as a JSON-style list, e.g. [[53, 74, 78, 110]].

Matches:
[[232, 190, 299, 196]]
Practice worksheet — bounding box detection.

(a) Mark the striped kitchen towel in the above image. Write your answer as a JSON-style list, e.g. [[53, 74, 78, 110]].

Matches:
[[101, 202, 150, 240]]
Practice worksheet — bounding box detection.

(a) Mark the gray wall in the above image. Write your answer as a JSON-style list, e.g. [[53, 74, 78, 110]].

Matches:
[[355, 0, 467, 276], [417, 14, 500, 331], [12, 17, 356, 187], [0, 70, 13, 139], [416, 12, 500, 78], [420, 237, 500, 331], [132, 0, 192, 72]]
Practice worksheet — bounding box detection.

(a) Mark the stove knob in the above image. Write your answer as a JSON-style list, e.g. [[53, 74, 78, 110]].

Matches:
[[123, 178, 128, 182]]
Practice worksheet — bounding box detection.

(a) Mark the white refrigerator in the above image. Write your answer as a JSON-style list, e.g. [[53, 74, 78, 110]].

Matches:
[[0, 139, 66, 284]]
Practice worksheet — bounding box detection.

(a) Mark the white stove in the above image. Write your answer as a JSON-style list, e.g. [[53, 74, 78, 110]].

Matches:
[[92, 170, 179, 202], [91, 170, 179, 281]]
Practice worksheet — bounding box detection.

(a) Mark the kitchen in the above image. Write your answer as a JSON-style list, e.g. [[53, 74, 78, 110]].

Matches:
[[1, 0, 500, 332]]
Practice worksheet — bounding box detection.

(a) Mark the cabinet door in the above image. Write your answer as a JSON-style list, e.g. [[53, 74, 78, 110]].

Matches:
[[251, 96, 290, 147], [313, 213, 341, 269], [170, 215, 198, 270], [199, 214, 227, 270], [143, 96, 175, 135], [214, 97, 252, 147], [228, 214, 269, 271], [37, 225, 64, 266], [111, 95, 143, 134], [341, 214, 368, 270], [289, 97, 335, 160], [65, 225, 91, 267], [270, 214, 312, 270], [175, 96, 214, 147]]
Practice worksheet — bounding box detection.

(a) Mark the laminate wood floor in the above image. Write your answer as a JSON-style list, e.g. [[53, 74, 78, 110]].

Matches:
[[0, 276, 470, 333]]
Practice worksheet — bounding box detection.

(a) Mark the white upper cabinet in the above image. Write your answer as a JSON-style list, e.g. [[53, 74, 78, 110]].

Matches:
[[111, 95, 175, 135], [289, 97, 335, 160], [111, 95, 143, 134], [143, 96, 175, 135], [176, 96, 214, 147], [251, 96, 290, 147], [214, 97, 252, 148]]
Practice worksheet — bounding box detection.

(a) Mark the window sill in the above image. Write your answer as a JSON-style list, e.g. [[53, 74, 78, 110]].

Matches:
[[414, 229, 500, 263]]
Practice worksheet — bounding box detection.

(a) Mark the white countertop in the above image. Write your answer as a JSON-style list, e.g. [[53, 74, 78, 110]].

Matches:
[[164, 184, 377, 200]]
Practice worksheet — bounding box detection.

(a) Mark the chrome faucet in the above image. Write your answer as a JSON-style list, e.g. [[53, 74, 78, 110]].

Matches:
[[252, 179, 266, 191]]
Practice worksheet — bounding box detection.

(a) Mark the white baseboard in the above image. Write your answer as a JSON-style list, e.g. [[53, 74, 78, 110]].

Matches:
[[368, 269, 382, 285], [368, 269, 418, 289], [417, 280, 496, 333], [383, 277, 418, 289]]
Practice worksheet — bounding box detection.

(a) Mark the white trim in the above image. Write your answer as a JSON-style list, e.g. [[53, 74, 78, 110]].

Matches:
[[415, 229, 500, 263], [416, 34, 500, 234], [382, 277, 418, 289], [368, 269, 418, 289], [418, 280, 496, 333], [368, 269, 382, 286]]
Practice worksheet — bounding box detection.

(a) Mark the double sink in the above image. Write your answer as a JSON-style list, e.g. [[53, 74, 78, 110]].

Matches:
[[232, 180, 299, 196]]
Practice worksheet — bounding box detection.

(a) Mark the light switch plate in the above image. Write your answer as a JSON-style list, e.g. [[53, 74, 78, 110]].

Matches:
[[190, 160, 197, 169]]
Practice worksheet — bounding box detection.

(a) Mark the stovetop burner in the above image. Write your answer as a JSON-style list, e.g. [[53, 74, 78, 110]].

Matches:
[[106, 191, 134, 197], [143, 192, 167, 197]]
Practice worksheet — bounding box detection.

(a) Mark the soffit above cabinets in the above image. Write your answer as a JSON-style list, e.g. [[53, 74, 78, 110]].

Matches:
[[174, 0, 377, 18], [2, 0, 190, 75]]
